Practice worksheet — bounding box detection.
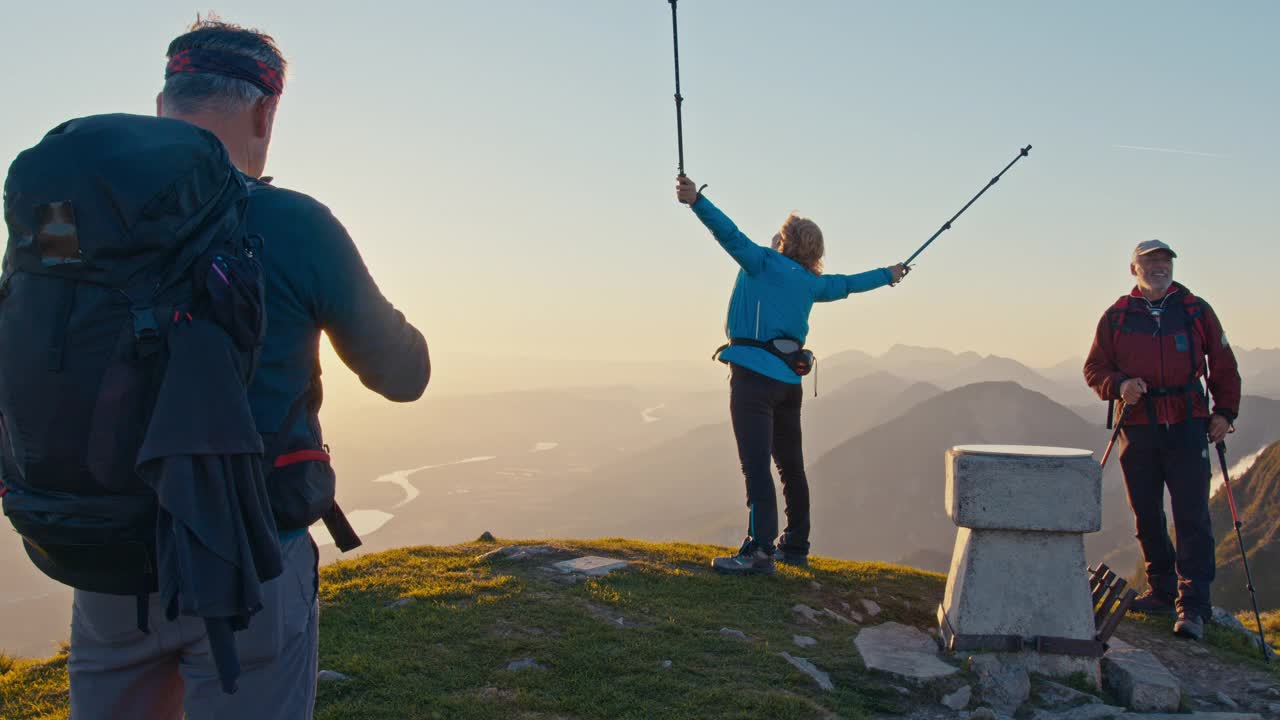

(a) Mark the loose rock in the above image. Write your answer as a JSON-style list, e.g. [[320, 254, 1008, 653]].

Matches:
[[823, 607, 856, 624], [969, 655, 1029, 715], [1035, 678, 1102, 709], [1100, 645, 1180, 712], [792, 603, 821, 622], [942, 685, 973, 710], [779, 652, 834, 691]]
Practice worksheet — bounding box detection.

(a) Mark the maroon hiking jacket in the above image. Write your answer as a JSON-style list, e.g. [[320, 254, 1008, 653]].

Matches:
[[1083, 283, 1241, 427]]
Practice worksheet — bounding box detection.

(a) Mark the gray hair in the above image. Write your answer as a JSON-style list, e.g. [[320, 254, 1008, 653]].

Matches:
[[162, 18, 287, 116]]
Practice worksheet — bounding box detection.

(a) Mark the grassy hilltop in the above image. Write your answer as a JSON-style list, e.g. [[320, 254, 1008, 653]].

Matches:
[[3, 537, 1276, 720]]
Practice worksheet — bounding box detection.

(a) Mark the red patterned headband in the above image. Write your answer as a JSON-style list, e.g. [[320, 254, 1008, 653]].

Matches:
[[166, 48, 283, 96]]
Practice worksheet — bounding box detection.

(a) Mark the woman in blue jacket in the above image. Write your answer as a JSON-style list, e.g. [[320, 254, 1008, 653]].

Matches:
[[677, 175, 908, 575]]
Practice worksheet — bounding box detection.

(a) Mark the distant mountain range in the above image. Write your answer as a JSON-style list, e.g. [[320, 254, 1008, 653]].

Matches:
[[804, 372, 942, 456]]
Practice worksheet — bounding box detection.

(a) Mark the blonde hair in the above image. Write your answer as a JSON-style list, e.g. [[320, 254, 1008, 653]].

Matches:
[[778, 213, 824, 275]]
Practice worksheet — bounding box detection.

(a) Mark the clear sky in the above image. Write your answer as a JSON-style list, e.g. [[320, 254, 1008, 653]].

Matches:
[[3, 1, 1277, 395]]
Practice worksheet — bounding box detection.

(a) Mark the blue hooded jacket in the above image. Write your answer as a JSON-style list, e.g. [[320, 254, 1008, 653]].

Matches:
[[691, 195, 893, 383]]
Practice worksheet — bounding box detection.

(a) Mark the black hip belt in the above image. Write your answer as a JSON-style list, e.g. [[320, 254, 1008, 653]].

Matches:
[[1107, 378, 1205, 430], [1144, 379, 1202, 398], [713, 337, 814, 377]]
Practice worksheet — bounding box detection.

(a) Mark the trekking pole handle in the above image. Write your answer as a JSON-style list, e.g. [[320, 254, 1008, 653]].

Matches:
[[1099, 401, 1128, 469]]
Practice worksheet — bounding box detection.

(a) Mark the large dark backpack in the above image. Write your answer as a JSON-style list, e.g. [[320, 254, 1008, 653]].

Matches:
[[0, 114, 259, 596]]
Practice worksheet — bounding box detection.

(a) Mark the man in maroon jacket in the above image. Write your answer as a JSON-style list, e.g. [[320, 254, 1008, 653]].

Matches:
[[1084, 239, 1241, 640]]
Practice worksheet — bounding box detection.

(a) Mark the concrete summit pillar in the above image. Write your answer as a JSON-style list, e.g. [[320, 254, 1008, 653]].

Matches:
[[937, 445, 1102, 683]]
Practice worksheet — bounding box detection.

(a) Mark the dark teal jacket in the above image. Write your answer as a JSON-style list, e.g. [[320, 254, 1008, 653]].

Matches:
[[244, 179, 428, 543]]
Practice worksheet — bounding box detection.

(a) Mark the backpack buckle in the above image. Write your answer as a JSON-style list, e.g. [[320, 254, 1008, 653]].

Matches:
[[130, 305, 161, 356]]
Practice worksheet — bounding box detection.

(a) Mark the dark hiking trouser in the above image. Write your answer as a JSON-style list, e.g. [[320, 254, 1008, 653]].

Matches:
[[1118, 418, 1215, 619], [729, 363, 809, 554]]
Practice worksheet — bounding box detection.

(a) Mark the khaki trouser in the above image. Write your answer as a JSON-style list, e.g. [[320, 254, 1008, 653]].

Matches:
[[67, 533, 319, 720]]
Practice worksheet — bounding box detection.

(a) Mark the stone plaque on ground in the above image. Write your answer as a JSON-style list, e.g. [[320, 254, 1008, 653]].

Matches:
[[853, 622, 959, 680], [553, 556, 630, 576]]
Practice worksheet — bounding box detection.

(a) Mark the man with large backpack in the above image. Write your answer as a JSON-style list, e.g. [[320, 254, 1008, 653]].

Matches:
[[2, 17, 429, 719], [2, 111, 285, 710], [1083, 239, 1240, 641]]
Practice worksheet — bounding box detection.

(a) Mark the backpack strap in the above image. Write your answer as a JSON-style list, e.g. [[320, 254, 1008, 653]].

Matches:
[[47, 279, 78, 372], [264, 371, 319, 467]]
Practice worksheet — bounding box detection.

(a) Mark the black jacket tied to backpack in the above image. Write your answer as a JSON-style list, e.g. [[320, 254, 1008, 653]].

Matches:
[[138, 315, 282, 693], [0, 114, 281, 693]]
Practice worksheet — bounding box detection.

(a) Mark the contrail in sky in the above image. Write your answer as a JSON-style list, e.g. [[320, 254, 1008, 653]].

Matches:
[[1113, 144, 1226, 158]]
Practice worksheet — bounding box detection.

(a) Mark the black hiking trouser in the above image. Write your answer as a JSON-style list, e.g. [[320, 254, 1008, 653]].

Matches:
[[729, 364, 809, 555], [1118, 418, 1215, 619]]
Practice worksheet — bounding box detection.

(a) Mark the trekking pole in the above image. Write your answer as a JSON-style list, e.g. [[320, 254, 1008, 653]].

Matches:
[[1215, 440, 1271, 663], [669, 0, 686, 176], [1099, 401, 1127, 470], [903, 145, 1032, 268]]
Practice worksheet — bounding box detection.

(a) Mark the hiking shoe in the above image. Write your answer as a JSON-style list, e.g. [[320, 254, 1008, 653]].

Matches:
[[712, 541, 775, 576], [1128, 589, 1177, 616], [1173, 613, 1205, 641], [773, 548, 809, 568]]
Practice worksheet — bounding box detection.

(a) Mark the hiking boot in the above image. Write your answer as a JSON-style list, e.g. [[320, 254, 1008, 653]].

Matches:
[[1173, 613, 1204, 640], [1128, 589, 1177, 616], [773, 547, 809, 568], [712, 541, 775, 576]]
